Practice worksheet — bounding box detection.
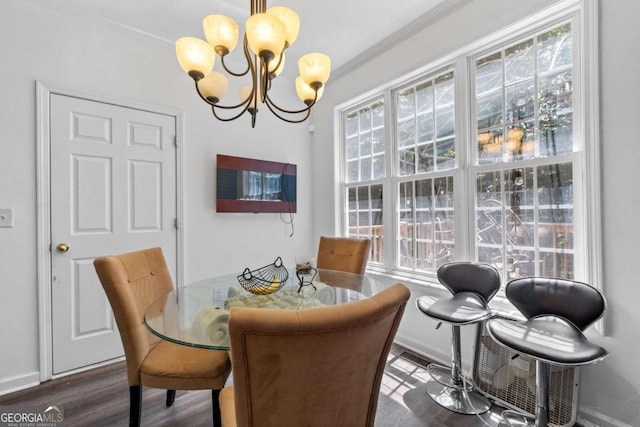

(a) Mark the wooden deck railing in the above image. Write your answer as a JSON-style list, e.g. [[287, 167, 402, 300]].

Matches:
[[349, 220, 574, 278]]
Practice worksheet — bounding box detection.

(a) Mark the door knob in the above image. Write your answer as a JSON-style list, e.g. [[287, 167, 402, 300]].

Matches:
[[56, 243, 70, 253]]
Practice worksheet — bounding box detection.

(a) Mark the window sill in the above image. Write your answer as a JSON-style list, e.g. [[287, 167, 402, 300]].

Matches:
[[366, 268, 524, 320]]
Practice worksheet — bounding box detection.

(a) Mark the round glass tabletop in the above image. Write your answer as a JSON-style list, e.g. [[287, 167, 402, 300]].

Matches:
[[144, 268, 398, 351]]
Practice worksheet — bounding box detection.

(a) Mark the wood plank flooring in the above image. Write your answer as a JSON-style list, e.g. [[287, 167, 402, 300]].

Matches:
[[0, 345, 508, 426]]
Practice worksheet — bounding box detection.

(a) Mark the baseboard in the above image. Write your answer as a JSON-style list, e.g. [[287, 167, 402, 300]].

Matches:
[[0, 371, 40, 396], [50, 356, 125, 380], [578, 407, 635, 427], [394, 335, 449, 367]]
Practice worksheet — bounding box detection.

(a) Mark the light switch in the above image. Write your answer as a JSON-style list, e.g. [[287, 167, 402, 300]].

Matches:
[[0, 209, 14, 227]]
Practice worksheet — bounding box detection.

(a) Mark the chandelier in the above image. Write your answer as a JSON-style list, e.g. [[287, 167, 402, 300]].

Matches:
[[175, 0, 331, 128]]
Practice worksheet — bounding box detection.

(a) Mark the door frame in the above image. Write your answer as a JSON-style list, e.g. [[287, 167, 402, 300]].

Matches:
[[35, 81, 184, 381]]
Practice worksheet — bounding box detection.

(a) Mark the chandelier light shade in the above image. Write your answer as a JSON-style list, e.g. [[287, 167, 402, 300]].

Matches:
[[266, 6, 300, 47], [296, 76, 324, 105], [202, 15, 239, 56], [240, 85, 264, 112], [240, 86, 253, 105], [197, 71, 229, 103], [298, 53, 331, 88], [175, 37, 216, 80], [245, 13, 286, 60], [175, 0, 331, 128]]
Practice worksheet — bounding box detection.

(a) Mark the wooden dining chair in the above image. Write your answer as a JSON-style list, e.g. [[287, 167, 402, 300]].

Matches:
[[316, 236, 371, 275], [93, 247, 231, 427], [218, 283, 411, 427]]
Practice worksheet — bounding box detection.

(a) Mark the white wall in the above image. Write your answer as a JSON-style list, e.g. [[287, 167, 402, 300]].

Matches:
[[3, 0, 639, 425], [311, 0, 640, 425], [0, 0, 315, 392]]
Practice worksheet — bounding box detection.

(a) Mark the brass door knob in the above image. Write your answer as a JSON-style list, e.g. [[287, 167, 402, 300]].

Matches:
[[56, 243, 70, 253]]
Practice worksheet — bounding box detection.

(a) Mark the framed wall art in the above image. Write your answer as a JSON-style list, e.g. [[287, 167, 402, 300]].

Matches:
[[216, 154, 297, 213]]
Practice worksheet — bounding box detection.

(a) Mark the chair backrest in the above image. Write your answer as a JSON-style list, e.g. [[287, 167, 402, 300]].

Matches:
[[227, 283, 410, 427], [316, 236, 371, 275], [93, 247, 174, 385], [437, 262, 501, 302], [506, 277, 606, 331]]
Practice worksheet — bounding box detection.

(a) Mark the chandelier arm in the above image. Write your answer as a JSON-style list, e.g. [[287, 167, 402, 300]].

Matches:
[[193, 80, 253, 110], [219, 55, 251, 77], [219, 36, 254, 77], [263, 98, 312, 123], [263, 90, 317, 115], [259, 36, 319, 116], [269, 53, 284, 77], [193, 80, 216, 106], [251, 49, 260, 111], [261, 58, 269, 103], [211, 104, 253, 122]]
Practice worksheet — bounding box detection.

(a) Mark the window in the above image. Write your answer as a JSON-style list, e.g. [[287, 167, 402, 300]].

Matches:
[[345, 100, 385, 264], [395, 72, 456, 272], [338, 2, 599, 293], [473, 23, 577, 282]]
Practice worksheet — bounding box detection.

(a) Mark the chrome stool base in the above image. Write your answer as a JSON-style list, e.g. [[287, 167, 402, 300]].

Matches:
[[497, 410, 535, 427], [425, 364, 491, 415]]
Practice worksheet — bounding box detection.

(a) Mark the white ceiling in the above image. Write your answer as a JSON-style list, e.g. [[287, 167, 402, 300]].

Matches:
[[45, 0, 459, 78]]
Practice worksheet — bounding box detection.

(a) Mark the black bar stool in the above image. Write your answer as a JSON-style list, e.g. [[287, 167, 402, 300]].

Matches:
[[486, 278, 608, 426], [416, 262, 501, 414]]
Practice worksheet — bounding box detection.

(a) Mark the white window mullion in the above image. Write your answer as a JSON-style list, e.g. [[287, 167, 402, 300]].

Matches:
[[455, 56, 473, 262], [532, 166, 541, 276], [499, 169, 508, 275], [383, 89, 396, 273]]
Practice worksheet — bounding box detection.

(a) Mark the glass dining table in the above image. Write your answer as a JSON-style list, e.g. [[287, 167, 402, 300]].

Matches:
[[144, 268, 401, 351]]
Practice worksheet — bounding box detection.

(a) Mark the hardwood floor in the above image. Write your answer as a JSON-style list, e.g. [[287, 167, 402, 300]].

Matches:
[[376, 347, 505, 427], [0, 345, 508, 426]]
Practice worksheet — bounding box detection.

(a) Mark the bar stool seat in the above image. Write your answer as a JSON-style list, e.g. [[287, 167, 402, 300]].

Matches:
[[416, 262, 501, 415], [417, 292, 491, 324], [488, 316, 607, 365]]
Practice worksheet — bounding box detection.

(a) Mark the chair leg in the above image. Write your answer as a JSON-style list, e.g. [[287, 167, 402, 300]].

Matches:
[[212, 389, 222, 427], [424, 324, 491, 415], [129, 385, 142, 427], [166, 389, 176, 407]]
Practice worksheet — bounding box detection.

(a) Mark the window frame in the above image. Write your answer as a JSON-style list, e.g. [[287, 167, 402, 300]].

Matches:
[[334, 0, 601, 295]]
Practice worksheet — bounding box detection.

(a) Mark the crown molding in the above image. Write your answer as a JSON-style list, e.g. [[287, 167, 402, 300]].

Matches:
[[332, 0, 473, 79]]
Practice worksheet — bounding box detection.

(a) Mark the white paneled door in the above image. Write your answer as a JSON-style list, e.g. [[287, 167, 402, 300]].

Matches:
[[49, 94, 177, 374]]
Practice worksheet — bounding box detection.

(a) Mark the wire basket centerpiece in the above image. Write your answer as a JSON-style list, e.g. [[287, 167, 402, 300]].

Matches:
[[237, 257, 289, 295]]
